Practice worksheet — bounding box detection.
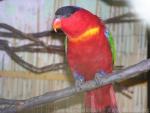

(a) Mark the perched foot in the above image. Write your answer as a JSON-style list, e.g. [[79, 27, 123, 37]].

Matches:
[[94, 71, 107, 85], [73, 72, 85, 89]]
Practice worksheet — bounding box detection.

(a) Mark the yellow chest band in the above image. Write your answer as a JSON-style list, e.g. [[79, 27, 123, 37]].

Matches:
[[69, 27, 100, 43]]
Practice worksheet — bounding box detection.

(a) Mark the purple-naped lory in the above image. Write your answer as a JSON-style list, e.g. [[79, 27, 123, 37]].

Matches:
[[52, 6, 118, 113]]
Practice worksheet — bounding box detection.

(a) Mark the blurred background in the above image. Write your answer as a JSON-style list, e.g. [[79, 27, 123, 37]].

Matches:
[[0, 0, 148, 113]]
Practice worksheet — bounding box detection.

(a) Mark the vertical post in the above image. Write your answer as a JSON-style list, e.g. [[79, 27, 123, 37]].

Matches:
[[147, 28, 150, 112]]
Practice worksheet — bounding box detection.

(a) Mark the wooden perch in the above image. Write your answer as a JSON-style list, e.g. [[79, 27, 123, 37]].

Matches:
[[0, 59, 149, 113]]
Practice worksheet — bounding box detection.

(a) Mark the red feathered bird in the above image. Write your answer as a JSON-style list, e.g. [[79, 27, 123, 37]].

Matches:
[[52, 6, 118, 113]]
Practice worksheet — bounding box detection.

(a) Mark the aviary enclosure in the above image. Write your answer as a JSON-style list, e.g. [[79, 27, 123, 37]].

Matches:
[[0, 0, 149, 113]]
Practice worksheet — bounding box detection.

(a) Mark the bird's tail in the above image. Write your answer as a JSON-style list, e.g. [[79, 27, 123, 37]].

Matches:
[[84, 84, 118, 113]]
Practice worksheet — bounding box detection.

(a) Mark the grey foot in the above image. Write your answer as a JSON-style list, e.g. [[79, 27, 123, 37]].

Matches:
[[94, 71, 107, 85], [73, 71, 85, 89], [75, 79, 84, 88]]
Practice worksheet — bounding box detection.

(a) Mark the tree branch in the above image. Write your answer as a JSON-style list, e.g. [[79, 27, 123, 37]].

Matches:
[[0, 30, 64, 39], [0, 59, 149, 113], [104, 12, 140, 24], [0, 23, 54, 49], [0, 40, 66, 73], [0, 41, 65, 53]]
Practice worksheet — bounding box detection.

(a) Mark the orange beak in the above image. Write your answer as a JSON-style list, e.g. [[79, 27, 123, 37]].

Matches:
[[52, 18, 61, 32]]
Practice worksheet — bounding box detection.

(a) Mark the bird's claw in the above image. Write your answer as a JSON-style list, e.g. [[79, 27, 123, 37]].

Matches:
[[94, 71, 107, 85], [73, 72, 85, 90], [75, 79, 84, 88]]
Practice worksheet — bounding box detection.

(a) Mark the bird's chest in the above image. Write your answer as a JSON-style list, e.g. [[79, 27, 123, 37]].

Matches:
[[67, 37, 112, 80]]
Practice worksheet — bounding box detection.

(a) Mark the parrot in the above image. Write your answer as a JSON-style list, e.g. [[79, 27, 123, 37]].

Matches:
[[52, 6, 118, 113]]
